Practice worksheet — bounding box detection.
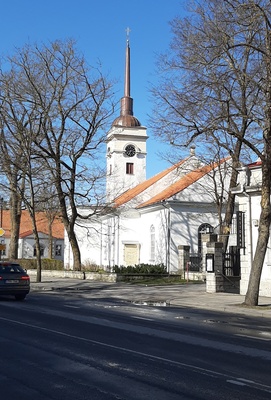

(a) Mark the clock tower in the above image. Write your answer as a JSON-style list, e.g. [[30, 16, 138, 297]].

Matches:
[[106, 34, 148, 203]]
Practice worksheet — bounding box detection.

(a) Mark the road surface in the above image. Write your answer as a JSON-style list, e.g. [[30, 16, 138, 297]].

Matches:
[[1, 290, 271, 399]]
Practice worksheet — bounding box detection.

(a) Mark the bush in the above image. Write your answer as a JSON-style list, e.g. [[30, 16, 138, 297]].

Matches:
[[113, 263, 167, 275], [81, 260, 105, 273], [16, 259, 64, 270]]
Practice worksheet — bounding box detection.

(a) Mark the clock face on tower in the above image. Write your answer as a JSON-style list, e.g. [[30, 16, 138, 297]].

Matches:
[[125, 144, 136, 157]]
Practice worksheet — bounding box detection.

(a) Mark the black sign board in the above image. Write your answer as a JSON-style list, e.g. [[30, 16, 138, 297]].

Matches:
[[236, 211, 245, 249]]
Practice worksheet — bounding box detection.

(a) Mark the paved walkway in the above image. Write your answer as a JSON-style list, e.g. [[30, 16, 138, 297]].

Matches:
[[30, 278, 271, 319]]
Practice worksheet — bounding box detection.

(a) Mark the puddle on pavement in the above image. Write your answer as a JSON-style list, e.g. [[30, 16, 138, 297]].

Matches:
[[132, 300, 169, 307]]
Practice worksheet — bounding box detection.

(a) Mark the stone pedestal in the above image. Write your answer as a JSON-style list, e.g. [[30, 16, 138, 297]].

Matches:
[[204, 238, 224, 293]]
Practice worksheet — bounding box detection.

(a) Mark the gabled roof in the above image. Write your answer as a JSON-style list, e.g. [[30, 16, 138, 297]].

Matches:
[[138, 162, 222, 208], [113, 156, 230, 209], [113, 158, 188, 208], [1, 210, 64, 239]]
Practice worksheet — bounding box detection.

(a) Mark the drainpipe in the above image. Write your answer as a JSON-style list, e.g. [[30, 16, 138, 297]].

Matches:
[[108, 219, 112, 271], [100, 221, 103, 268], [116, 214, 120, 266], [242, 190, 253, 272], [161, 201, 171, 273], [167, 207, 171, 273]]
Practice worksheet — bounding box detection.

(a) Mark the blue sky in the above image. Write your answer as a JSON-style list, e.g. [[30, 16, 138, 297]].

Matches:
[[0, 0, 187, 178]]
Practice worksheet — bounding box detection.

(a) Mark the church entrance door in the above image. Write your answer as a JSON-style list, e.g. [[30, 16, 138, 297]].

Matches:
[[124, 244, 139, 266]]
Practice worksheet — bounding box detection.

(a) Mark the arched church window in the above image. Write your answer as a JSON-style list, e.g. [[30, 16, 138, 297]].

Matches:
[[198, 223, 213, 253], [150, 225, 155, 262]]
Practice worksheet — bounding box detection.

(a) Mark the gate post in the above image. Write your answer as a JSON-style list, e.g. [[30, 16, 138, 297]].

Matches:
[[178, 245, 190, 278], [203, 236, 224, 293], [201, 234, 218, 272]]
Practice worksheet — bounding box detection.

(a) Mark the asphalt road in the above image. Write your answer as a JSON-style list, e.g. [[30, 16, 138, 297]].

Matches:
[[1, 290, 271, 400]]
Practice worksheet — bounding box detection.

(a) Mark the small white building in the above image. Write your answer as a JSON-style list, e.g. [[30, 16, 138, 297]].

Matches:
[[64, 38, 233, 273], [1, 210, 64, 261], [17, 231, 64, 261], [232, 160, 271, 296]]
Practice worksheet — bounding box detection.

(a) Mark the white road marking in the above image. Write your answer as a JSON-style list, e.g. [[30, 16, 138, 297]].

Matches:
[[236, 333, 271, 341], [1, 315, 271, 394], [131, 316, 154, 321], [227, 380, 246, 386]]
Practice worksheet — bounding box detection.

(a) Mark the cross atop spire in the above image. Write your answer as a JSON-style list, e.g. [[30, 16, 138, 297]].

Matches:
[[110, 29, 141, 127], [126, 27, 131, 44]]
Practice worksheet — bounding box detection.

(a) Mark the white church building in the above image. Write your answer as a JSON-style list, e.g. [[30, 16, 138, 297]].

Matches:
[[232, 161, 271, 296], [64, 39, 233, 273]]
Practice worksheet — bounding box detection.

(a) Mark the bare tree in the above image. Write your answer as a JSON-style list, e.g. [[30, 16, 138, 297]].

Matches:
[[150, 0, 261, 248], [36, 181, 61, 259], [150, 0, 271, 305], [0, 71, 29, 259], [1, 39, 115, 271]]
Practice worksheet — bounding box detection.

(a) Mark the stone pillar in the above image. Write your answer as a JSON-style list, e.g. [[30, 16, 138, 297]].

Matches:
[[201, 234, 218, 272], [206, 241, 224, 293], [178, 245, 190, 277]]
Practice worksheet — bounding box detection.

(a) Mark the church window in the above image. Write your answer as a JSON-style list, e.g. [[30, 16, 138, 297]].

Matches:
[[150, 225, 155, 262], [126, 163, 134, 174], [198, 223, 213, 253]]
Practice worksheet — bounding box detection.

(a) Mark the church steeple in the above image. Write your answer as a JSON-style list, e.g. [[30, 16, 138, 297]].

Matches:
[[112, 30, 141, 127], [106, 30, 148, 202]]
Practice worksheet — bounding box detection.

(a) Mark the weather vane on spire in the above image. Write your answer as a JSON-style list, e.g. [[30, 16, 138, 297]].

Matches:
[[126, 27, 131, 44]]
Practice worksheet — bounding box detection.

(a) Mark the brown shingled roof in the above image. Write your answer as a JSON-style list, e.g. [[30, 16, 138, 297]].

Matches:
[[113, 158, 188, 208]]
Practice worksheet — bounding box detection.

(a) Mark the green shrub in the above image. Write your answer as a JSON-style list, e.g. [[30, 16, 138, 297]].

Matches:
[[113, 263, 167, 275], [17, 259, 64, 270]]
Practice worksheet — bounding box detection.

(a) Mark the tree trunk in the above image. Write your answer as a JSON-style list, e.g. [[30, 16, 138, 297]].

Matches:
[[220, 179, 237, 251], [35, 238, 42, 283], [220, 145, 242, 252], [30, 222, 42, 282], [8, 189, 22, 260], [68, 231, 81, 270], [48, 218, 53, 259], [244, 161, 271, 306]]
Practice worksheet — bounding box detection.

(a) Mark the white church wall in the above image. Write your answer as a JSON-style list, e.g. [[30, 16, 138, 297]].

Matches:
[[169, 203, 222, 272], [136, 208, 168, 266], [237, 190, 271, 296], [66, 198, 226, 272], [64, 210, 105, 269]]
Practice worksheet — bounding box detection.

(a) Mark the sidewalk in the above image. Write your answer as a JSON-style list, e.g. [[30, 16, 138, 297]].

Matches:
[[29, 278, 271, 318]]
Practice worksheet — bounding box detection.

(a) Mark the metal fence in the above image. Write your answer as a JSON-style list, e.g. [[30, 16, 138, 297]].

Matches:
[[223, 250, 240, 276], [189, 254, 202, 272]]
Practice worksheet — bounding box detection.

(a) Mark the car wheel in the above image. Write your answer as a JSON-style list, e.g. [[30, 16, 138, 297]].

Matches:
[[15, 294, 26, 301]]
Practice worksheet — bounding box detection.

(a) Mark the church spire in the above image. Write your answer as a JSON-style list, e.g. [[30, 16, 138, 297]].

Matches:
[[120, 37, 133, 116], [124, 27, 131, 98], [111, 28, 141, 127]]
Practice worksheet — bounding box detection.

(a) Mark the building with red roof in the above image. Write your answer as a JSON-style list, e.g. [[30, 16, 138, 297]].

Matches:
[[0, 209, 64, 261], [64, 39, 234, 273]]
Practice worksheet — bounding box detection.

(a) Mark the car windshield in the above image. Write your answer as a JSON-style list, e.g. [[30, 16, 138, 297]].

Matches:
[[0, 264, 24, 273]]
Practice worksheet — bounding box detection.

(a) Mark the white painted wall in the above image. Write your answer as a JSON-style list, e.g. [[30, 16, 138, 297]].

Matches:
[[66, 200, 224, 273], [106, 125, 148, 202], [234, 164, 271, 296]]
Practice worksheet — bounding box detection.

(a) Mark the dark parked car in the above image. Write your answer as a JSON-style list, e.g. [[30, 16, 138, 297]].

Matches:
[[0, 262, 30, 300]]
